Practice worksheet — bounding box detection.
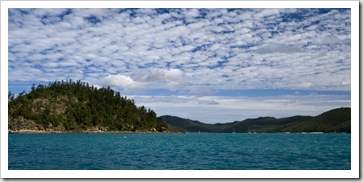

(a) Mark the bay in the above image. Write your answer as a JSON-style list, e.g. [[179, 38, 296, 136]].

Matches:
[[8, 133, 350, 170]]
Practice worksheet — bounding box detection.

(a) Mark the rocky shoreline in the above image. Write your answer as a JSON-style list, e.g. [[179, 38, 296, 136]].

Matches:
[[8, 129, 170, 134], [8, 129, 336, 134]]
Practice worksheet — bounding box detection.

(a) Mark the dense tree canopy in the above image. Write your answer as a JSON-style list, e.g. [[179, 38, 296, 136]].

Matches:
[[8, 80, 168, 132]]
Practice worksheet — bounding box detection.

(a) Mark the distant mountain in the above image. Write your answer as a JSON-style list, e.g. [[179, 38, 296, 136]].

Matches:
[[227, 115, 314, 133], [160, 107, 351, 133], [158, 115, 225, 132]]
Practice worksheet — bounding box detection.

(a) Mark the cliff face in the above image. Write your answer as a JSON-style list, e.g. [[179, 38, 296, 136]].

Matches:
[[8, 80, 168, 133]]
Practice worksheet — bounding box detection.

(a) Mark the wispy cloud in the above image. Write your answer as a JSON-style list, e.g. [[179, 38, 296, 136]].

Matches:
[[255, 43, 303, 54], [8, 8, 351, 92]]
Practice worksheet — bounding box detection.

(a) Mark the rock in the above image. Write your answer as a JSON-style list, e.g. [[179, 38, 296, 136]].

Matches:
[[37, 125, 44, 131], [54, 124, 65, 131], [159, 127, 166, 132], [99, 126, 108, 131]]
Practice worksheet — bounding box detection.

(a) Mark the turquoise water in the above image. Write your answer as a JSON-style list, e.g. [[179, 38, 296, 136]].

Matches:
[[8, 133, 350, 170]]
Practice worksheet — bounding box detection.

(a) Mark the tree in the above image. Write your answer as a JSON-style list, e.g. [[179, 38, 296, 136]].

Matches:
[[8, 91, 15, 102]]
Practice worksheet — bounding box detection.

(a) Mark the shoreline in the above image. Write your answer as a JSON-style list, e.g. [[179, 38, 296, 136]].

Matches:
[[8, 130, 349, 134], [8, 129, 175, 134]]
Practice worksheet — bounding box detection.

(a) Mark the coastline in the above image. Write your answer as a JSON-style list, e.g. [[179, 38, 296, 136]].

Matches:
[[8, 129, 173, 134], [8, 129, 348, 134]]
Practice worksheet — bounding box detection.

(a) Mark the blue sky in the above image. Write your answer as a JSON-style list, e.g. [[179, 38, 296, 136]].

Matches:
[[8, 8, 351, 123]]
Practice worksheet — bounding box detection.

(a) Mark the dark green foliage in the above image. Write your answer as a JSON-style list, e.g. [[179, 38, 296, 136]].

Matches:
[[229, 116, 314, 133], [8, 80, 168, 132], [281, 107, 351, 133], [159, 115, 223, 132], [161, 108, 351, 133]]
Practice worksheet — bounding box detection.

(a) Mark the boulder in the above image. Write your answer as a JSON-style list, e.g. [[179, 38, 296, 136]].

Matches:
[[159, 127, 166, 132]]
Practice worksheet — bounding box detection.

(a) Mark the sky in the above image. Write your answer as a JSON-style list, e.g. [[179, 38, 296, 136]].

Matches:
[[8, 8, 351, 123]]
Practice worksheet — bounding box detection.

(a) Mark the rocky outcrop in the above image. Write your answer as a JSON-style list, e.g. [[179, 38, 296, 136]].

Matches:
[[8, 116, 44, 131]]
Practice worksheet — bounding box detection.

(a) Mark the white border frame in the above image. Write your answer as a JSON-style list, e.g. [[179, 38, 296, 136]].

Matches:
[[1, 0, 359, 179]]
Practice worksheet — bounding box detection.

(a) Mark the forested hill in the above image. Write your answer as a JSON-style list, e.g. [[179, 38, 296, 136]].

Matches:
[[8, 80, 168, 133], [161, 107, 351, 133]]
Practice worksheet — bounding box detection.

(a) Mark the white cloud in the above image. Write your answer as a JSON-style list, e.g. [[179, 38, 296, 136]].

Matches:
[[8, 8, 351, 92], [100, 69, 187, 90], [182, 9, 200, 19], [255, 43, 303, 54], [102, 74, 143, 89], [253, 9, 283, 19], [134, 68, 187, 90]]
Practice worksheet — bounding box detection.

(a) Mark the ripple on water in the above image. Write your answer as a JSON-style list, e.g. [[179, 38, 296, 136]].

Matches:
[[8, 133, 351, 170]]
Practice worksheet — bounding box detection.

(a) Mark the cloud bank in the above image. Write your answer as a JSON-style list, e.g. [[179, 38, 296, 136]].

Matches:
[[8, 8, 351, 92]]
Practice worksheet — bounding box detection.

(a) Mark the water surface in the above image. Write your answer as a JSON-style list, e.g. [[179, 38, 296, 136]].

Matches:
[[8, 133, 351, 170]]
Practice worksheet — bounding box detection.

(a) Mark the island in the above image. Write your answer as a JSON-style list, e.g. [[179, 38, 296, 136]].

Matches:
[[8, 80, 168, 133]]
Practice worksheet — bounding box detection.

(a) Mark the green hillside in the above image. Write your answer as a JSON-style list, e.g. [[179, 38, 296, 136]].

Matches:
[[226, 116, 313, 133], [159, 115, 232, 132], [161, 108, 351, 133], [281, 107, 351, 133], [8, 80, 168, 133]]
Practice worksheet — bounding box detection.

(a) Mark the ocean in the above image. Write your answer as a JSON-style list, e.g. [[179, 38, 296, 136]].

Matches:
[[8, 133, 350, 170]]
